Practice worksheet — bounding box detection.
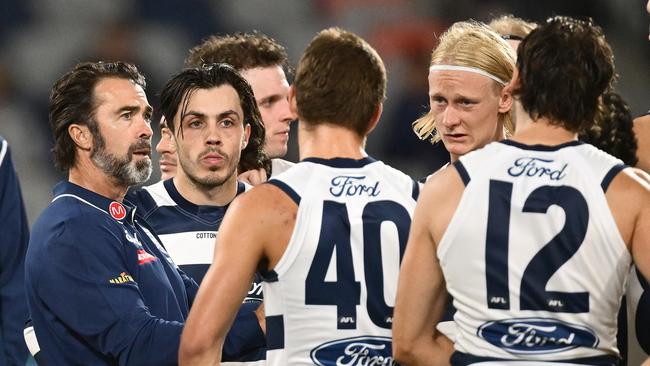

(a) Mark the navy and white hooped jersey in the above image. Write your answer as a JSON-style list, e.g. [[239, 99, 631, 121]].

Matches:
[[262, 156, 419, 366], [440, 140, 632, 365], [126, 179, 250, 287], [126, 180, 268, 364]]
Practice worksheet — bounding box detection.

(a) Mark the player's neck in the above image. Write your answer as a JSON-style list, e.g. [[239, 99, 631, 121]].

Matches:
[[173, 170, 238, 207], [68, 158, 128, 202], [511, 105, 577, 146], [298, 121, 367, 160]]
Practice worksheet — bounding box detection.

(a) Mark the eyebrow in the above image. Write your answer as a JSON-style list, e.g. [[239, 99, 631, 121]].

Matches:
[[182, 109, 241, 121], [117, 105, 153, 118], [258, 94, 283, 104], [430, 92, 480, 102]]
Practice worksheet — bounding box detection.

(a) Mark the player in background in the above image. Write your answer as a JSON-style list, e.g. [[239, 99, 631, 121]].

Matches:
[[186, 32, 296, 184], [156, 116, 177, 180], [179, 27, 420, 366], [394, 16, 650, 365], [126, 64, 268, 363], [488, 14, 537, 51]]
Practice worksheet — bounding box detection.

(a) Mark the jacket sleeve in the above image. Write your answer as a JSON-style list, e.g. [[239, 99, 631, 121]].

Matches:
[[222, 301, 266, 361], [34, 218, 184, 366], [0, 139, 29, 365]]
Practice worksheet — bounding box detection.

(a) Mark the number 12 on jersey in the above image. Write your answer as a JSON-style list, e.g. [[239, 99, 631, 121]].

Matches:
[[486, 180, 590, 313], [305, 200, 411, 329]]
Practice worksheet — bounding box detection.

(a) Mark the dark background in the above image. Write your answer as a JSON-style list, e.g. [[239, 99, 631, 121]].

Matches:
[[1, 0, 648, 223]]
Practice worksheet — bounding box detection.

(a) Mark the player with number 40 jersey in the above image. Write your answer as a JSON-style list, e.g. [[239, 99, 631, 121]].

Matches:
[[263, 157, 419, 365]]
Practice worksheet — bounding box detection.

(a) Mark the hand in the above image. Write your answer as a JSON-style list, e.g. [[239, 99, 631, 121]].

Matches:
[[255, 302, 266, 334], [238, 168, 268, 186], [642, 357, 650, 366]]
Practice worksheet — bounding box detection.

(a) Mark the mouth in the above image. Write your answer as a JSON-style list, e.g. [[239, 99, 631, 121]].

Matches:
[[201, 152, 225, 165], [132, 148, 152, 158], [443, 133, 467, 143], [159, 159, 177, 170]]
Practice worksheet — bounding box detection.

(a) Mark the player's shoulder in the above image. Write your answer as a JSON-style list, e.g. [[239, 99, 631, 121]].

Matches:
[[420, 163, 466, 206], [231, 181, 298, 216]]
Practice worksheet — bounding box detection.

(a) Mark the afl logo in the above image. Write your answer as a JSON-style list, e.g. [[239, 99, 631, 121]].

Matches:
[[109, 201, 127, 220]]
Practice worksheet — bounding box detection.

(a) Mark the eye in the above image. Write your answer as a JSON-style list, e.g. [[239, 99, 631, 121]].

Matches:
[[121, 111, 133, 120], [188, 119, 203, 128], [431, 96, 447, 108], [221, 119, 234, 127], [458, 98, 476, 107]]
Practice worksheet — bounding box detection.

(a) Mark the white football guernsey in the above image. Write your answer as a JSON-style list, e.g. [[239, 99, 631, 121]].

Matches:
[[263, 156, 419, 366], [439, 140, 631, 365]]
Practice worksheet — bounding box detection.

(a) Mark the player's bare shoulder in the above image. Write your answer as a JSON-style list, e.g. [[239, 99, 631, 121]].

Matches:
[[419, 163, 466, 244], [605, 167, 650, 246], [230, 182, 298, 267]]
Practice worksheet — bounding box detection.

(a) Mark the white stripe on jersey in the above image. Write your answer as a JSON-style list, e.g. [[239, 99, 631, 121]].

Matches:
[[157, 231, 216, 266]]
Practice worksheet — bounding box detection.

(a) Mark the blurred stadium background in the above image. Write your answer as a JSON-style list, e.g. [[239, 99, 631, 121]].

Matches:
[[1, 0, 648, 224]]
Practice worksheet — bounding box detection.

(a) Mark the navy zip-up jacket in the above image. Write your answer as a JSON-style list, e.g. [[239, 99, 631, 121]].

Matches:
[[25, 181, 198, 365], [0, 137, 29, 365]]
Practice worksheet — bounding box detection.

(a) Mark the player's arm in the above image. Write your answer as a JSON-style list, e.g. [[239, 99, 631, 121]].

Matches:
[[633, 114, 650, 173], [393, 166, 463, 365], [179, 185, 284, 365], [628, 170, 650, 351]]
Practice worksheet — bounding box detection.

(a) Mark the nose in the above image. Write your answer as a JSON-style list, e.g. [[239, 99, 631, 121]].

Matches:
[[139, 115, 154, 140], [279, 97, 296, 124], [439, 106, 461, 129], [156, 128, 175, 155], [205, 123, 222, 146]]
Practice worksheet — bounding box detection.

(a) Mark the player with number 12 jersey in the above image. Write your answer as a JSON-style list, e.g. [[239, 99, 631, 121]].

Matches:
[[440, 140, 629, 364], [263, 157, 419, 365]]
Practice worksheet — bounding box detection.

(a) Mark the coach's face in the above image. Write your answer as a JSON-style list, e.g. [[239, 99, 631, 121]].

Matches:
[[172, 84, 250, 189], [428, 69, 510, 162], [90, 77, 153, 186]]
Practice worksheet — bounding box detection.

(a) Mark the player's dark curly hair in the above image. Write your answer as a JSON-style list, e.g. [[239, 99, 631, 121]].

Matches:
[[49, 61, 146, 171], [514, 16, 615, 133], [159, 63, 268, 173], [579, 91, 638, 166], [185, 31, 289, 73]]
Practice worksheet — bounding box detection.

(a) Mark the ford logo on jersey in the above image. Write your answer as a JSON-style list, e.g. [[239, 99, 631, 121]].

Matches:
[[330, 176, 381, 197], [507, 157, 568, 180], [478, 317, 599, 354], [310, 336, 397, 366]]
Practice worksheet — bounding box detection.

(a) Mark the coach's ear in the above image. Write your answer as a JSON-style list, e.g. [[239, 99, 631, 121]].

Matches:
[[68, 123, 93, 151], [288, 85, 298, 119]]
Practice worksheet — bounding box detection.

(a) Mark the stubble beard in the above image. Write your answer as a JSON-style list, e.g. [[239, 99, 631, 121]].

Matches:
[[180, 156, 238, 190], [90, 127, 152, 187]]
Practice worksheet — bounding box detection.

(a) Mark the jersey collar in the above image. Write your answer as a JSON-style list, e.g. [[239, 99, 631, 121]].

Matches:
[[301, 156, 377, 168], [53, 181, 137, 224]]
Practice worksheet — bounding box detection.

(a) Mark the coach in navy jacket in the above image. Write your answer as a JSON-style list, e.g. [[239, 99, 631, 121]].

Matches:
[[25, 61, 198, 365]]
